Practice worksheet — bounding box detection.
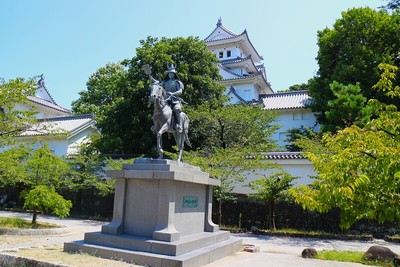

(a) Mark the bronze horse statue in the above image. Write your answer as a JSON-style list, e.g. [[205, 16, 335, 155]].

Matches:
[[148, 81, 191, 161]]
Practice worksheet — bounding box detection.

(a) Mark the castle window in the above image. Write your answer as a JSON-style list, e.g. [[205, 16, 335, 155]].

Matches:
[[219, 51, 223, 58], [227, 50, 231, 57]]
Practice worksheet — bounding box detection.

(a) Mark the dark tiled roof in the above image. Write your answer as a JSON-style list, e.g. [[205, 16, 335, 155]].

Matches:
[[220, 55, 252, 65], [222, 71, 263, 81], [264, 152, 307, 160], [19, 114, 95, 137], [220, 55, 259, 74], [263, 91, 311, 110], [246, 152, 307, 160], [222, 71, 271, 89], [38, 114, 93, 122], [28, 96, 71, 113]]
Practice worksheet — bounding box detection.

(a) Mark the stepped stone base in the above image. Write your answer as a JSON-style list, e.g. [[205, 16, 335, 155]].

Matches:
[[64, 231, 241, 267]]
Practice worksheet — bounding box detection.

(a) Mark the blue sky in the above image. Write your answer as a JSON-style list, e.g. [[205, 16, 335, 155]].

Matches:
[[1, 0, 385, 109]]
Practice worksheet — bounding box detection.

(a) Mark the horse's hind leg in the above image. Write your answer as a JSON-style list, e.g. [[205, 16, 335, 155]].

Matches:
[[174, 132, 184, 162], [157, 133, 163, 159]]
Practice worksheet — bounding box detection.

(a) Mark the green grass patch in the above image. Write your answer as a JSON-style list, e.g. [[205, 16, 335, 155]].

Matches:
[[220, 225, 247, 233], [316, 250, 395, 267], [273, 228, 326, 235], [316, 250, 363, 262], [0, 217, 60, 229]]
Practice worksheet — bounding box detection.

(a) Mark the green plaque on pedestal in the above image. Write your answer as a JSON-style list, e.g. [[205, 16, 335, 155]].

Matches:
[[183, 196, 198, 207]]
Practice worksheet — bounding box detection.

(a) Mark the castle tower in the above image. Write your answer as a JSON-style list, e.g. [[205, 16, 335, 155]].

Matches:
[[204, 18, 273, 104]]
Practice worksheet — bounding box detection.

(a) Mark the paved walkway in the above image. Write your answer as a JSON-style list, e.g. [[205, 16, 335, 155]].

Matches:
[[205, 233, 400, 267], [1, 211, 400, 266]]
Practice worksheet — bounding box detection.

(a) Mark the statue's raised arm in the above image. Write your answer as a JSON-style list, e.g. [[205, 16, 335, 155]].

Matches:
[[141, 64, 158, 84]]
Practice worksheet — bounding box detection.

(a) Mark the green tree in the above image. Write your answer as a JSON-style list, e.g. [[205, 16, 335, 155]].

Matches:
[[23, 185, 72, 223], [66, 140, 115, 196], [72, 36, 225, 155], [71, 62, 128, 115], [248, 172, 297, 230], [184, 103, 279, 224], [323, 82, 367, 132], [284, 126, 317, 152], [0, 78, 37, 147], [308, 7, 400, 132], [290, 63, 400, 229], [58, 141, 125, 217], [0, 145, 29, 184], [19, 143, 72, 224], [280, 83, 309, 92]]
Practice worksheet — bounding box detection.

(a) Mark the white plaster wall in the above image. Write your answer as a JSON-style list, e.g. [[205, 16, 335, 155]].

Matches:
[[36, 88, 51, 101], [233, 159, 316, 195], [13, 103, 32, 112], [0, 138, 68, 157], [6, 127, 96, 157], [211, 46, 244, 61], [230, 47, 242, 58], [35, 139, 69, 157], [272, 109, 319, 149], [67, 128, 94, 155]]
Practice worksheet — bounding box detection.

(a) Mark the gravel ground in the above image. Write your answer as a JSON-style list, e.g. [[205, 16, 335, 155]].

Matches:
[[1, 210, 400, 267], [0, 210, 107, 252]]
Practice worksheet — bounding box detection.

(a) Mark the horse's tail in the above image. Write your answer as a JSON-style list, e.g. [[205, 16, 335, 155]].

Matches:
[[185, 132, 192, 148], [182, 113, 191, 148]]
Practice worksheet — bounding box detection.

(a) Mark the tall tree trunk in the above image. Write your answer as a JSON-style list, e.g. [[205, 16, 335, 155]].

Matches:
[[218, 199, 222, 225], [268, 199, 276, 231], [32, 208, 37, 224]]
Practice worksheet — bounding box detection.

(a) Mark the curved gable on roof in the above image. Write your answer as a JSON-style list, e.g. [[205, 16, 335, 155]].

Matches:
[[32, 75, 71, 116], [206, 30, 263, 63], [36, 75, 57, 104], [204, 18, 238, 42]]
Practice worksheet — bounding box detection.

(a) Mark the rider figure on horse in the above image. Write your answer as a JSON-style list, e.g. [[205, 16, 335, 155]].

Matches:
[[162, 64, 184, 133], [143, 62, 191, 161]]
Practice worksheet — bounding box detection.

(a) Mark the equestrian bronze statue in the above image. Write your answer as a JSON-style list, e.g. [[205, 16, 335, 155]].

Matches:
[[142, 63, 191, 161]]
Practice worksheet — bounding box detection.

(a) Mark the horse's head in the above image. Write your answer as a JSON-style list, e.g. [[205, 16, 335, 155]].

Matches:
[[149, 82, 163, 103]]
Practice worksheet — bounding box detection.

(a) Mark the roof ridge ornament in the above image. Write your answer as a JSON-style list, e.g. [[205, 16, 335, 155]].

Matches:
[[38, 74, 46, 89], [217, 17, 222, 27]]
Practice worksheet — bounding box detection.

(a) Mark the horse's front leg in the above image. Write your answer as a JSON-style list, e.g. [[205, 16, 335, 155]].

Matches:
[[157, 123, 169, 159], [177, 147, 183, 162]]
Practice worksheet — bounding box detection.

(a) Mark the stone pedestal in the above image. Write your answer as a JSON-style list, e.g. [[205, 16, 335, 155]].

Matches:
[[64, 158, 241, 267]]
